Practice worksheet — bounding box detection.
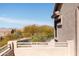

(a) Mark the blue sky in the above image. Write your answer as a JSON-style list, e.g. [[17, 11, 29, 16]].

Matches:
[[0, 3, 55, 29]]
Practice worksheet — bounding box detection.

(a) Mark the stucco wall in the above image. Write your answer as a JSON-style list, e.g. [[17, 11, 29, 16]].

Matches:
[[9, 40, 75, 56], [57, 3, 79, 42]]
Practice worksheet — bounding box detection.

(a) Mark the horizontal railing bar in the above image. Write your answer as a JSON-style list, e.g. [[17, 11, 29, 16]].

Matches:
[[0, 45, 8, 49], [55, 42, 68, 47], [17, 42, 48, 45], [0, 44, 11, 53]]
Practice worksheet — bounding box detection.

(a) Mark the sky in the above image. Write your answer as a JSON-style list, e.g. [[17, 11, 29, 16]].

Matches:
[[0, 3, 55, 29]]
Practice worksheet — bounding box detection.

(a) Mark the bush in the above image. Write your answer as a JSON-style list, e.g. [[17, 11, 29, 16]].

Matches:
[[31, 34, 48, 42], [0, 38, 8, 47]]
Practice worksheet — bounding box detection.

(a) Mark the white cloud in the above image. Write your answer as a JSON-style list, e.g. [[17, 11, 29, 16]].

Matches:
[[0, 17, 30, 25], [0, 17, 53, 28]]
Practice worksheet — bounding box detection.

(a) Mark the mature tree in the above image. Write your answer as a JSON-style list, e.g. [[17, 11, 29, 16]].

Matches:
[[39, 25, 54, 38], [0, 24, 54, 47], [23, 25, 39, 36]]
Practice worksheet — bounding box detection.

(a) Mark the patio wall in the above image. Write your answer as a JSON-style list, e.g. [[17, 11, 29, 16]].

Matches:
[[7, 40, 75, 56]]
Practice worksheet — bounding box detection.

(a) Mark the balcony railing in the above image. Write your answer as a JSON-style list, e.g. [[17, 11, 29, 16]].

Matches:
[[55, 42, 68, 47], [0, 45, 9, 53], [17, 42, 49, 48]]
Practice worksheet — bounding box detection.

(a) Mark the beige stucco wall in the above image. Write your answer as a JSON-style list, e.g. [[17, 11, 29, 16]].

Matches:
[[7, 40, 75, 56], [57, 4, 79, 42], [14, 47, 68, 56], [55, 4, 79, 55]]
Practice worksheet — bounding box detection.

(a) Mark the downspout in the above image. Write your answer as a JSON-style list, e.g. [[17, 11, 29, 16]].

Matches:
[[75, 7, 79, 56], [75, 8, 77, 56]]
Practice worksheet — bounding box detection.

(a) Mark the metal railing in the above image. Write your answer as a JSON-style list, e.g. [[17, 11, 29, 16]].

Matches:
[[55, 42, 68, 47], [17, 42, 49, 48], [0, 45, 9, 53], [0, 43, 15, 56], [17, 41, 68, 48], [17, 42, 48, 45]]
